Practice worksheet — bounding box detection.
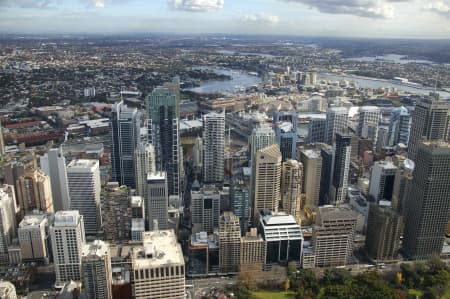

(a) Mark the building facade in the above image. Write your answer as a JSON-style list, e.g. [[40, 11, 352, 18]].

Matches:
[[281, 159, 303, 221], [325, 107, 348, 145], [147, 172, 169, 231], [273, 111, 298, 161], [219, 212, 241, 273], [202, 111, 225, 184]]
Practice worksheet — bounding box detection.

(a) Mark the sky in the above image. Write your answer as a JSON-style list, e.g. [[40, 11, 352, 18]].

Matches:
[[1, 0, 450, 38]]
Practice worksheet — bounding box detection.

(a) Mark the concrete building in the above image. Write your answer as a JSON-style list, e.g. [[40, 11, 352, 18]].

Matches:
[[365, 203, 403, 262], [330, 133, 352, 204], [0, 119, 4, 158], [0, 281, 17, 299], [100, 183, 131, 241], [0, 185, 17, 264], [387, 106, 411, 146], [191, 185, 220, 234], [408, 96, 450, 161], [307, 117, 326, 144], [403, 142, 450, 260], [219, 212, 241, 273], [134, 143, 155, 199], [357, 106, 381, 147], [17, 168, 53, 216], [240, 228, 266, 272], [230, 181, 250, 234], [281, 160, 303, 222], [147, 83, 181, 197], [312, 206, 358, 267], [147, 172, 168, 231], [300, 150, 322, 209], [325, 107, 348, 145], [273, 111, 298, 161], [252, 144, 282, 224], [18, 214, 49, 263], [391, 159, 414, 214], [50, 210, 85, 287], [202, 111, 225, 184], [193, 136, 203, 173], [81, 240, 113, 299], [67, 159, 101, 235], [368, 161, 397, 202], [110, 101, 141, 189], [131, 230, 185, 299]]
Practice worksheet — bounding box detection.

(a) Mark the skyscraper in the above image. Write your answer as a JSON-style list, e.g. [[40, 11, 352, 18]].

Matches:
[[331, 133, 352, 204], [325, 107, 348, 145], [110, 101, 141, 189], [307, 117, 326, 144], [17, 168, 53, 216], [319, 145, 333, 206], [202, 111, 225, 184], [219, 212, 241, 273], [403, 141, 450, 260], [357, 106, 381, 146], [368, 161, 397, 202], [51, 210, 85, 287], [408, 96, 449, 161], [387, 106, 411, 146], [0, 185, 17, 264], [147, 172, 168, 231], [40, 147, 70, 211], [0, 119, 5, 159], [147, 83, 181, 196], [231, 181, 250, 234], [253, 144, 282, 223], [134, 143, 155, 199], [391, 159, 414, 214], [191, 185, 220, 234], [81, 240, 113, 299], [67, 159, 101, 235], [100, 183, 131, 241], [18, 214, 50, 263], [300, 149, 322, 209], [273, 111, 298, 161], [281, 159, 303, 221]]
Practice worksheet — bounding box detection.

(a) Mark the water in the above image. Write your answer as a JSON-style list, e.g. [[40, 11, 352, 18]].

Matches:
[[319, 73, 450, 98], [216, 50, 278, 58], [184, 66, 262, 94], [343, 54, 434, 65]]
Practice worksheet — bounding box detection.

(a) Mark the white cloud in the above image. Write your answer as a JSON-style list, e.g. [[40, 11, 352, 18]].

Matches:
[[423, 1, 450, 16], [169, 0, 224, 12], [241, 13, 280, 25]]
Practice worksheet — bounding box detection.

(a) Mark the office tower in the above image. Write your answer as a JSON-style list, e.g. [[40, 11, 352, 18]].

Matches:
[[325, 107, 348, 145], [408, 97, 450, 161], [17, 169, 53, 216], [0, 186, 17, 264], [319, 145, 333, 206], [365, 203, 403, 261], [134, 143, 155, 198], [131, 196, 145, 219], [3, 161, 24, 213], [387, 106, 411, 146], [18, 214, 49, 263], [273, 111, 298, 161], [231, 181, 249, 234], [307, 117, 326, 144], [131, 230, 185, 299], [252, 144, 282, 224], [281, 160, 303, 221], [81, 240, 113, 299], [312, 206, 357, 267], [147, 172, 168, 231], [202, 111, 225, 183], [40, 148, 70, 211], [51, 210, 85, 287], [147, 83, 181, 196], [368, 161, 397, 202], [330, 133, 352, 204], [357, 106, 381, 144], [100, 183, 131, 241], [403, 142, 450, 260], [188, 231, 210, 275], [240, 228, 266, 272], [391, 159, 414, 214], [191, 185, 220, 234], [193, 136, 203, 172], [219, 212, 241, 273], [300, 150, 322, 209], [0, 281, 16, 299], [67, 159, 101, 235], [0, 119, 4, 158], [258, 213, 303, 267]]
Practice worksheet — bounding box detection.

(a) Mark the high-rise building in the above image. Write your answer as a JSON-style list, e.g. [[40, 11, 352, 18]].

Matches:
[[3, 161, 25, 213], [312, 206, 357, 267], [391, 159, 414, 214], [319, 145, 333, 206], [365, 203, 403, 262], [325, 107, 348, 145], [100, 183, 131, 241], [219, 212, 241, 273], [253, 144, 282, 224], [134, 143, 155, 199], [403, 141, 450, 260], [231, 181, 250, 234], [0, 281, 17, 299], [387, 106, 411, 146], [273, 111, 298, 161], [191, 185, 220, 234], [67, 159, 101, 235], [0, 185, 17, 264], [202, 111, 225, 184], [18, 214, 49, 263], [147, 172, 168, 231], [147, 83, 181, 197], [330, 133, 352, 204], [17, 168, 53, 216], [110, 101, 141, 189], [81, 240, 113, 299], [281, 160, 303, 221], [51, 210, 85, 287], [240, 228, 266, 272], [131, 230, 185, 299], [368, 161, 397, 202], [300, 150, 322, 209], [0, 119, 5, 159], [307, 117, 326, 144], [357, 106, 381, 147], [193, 136, 203, 172], [40, 147, 70, 211], [408, 96, 450, 161]]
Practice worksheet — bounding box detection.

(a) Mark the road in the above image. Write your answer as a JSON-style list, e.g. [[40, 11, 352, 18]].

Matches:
[[186, 276, 237, 299]]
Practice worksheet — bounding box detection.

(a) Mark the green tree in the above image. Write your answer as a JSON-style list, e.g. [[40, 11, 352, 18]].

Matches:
[[322, 268, 352, 286]]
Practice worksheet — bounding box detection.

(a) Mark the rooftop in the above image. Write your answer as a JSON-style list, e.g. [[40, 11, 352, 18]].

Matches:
[[147, 171, 166, 181], [19, 214, 47, 227], [67, 159, 99, 170], [302, 149, 321, 159], [82, 240, 109, 258], [53, 210, 81, 227]]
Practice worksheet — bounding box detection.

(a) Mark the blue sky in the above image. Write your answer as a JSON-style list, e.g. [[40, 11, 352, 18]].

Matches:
[[1, 0, 450, 38]]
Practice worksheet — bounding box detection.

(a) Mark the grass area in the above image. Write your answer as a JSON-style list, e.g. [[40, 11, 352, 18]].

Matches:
[[252, 290, 295, 299], [408, 289, 423, 298]]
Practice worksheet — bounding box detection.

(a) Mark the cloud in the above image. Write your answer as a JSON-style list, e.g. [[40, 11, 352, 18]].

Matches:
[[0, 0, 54, 8], [423, 1, 450, 16], [169, 0, 224, 12], [241, 13, 280, 25], [280, 0, 401, 19]]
